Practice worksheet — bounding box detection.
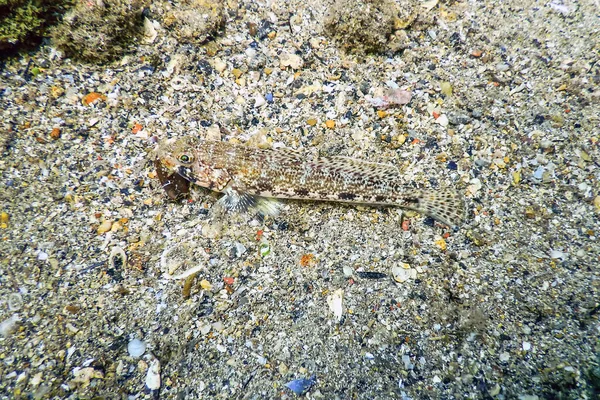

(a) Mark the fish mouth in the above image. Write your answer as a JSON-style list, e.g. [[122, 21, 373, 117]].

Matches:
[[176, 166, 196, 184]]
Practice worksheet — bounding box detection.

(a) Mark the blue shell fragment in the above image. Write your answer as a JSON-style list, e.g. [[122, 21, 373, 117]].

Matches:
[[284, 375, 316, 395]]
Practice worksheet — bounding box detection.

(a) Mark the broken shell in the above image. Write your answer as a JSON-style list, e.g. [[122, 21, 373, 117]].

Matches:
[[326, 289, 344, 322], [391, 263, 417, 283]]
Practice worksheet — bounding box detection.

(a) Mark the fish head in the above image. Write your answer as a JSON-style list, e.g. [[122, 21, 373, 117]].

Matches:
[[155, 136, 231, 191]]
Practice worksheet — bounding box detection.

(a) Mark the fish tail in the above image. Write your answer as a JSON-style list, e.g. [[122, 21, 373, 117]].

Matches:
[[404, 189, 467, 228]]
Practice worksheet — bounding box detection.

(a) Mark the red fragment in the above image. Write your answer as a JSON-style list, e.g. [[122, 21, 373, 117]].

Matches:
[[432, 111, 440, 119], [256, 230, 264, 241], [401, 219, 410, 231], [443, 232, 450, 239], [223, 277, 234, 285], [132, 123, 143, 134]]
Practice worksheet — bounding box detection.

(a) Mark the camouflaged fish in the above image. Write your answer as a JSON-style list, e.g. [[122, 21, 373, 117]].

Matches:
[[155, 137, 467, 228]]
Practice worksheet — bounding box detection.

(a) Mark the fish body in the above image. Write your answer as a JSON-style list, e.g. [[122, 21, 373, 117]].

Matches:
[[155, 137, 467, 227]]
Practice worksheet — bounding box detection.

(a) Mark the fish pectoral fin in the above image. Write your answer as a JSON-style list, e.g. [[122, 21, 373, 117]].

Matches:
[[218, 188, 282, 216]]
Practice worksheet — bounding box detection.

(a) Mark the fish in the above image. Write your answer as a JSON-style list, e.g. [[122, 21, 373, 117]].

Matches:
[[154, 137, 467, 228]]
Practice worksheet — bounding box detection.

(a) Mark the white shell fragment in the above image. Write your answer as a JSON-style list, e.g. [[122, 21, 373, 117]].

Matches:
[[327, 289, 344, 322], [392, 263, 417, 283], [159, 241, 208, 279], [127, 339, 146, 358], [145, 358, 161, 390], [142, 17, 158, 44]]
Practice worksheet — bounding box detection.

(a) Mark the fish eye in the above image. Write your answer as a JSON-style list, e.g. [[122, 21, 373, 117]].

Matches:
[[178, 154, 193, 164]]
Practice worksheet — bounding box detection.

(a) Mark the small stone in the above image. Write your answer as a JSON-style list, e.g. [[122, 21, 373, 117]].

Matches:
[[512, 170, 521, 184], [496, 63, 510, 72], [145, 358, 161, 390], [440, 81, 452, 96], [232, 68, 243, 78], [37, 251, 48, 261], [128, 339, 146, 358], [325, 120, 335, 129], [233, 242, 247, 257], [254, 95, 266, 107], [342, 265, 354, 277], [97, 220, 113, 234], [522, 342, 531, 351], [213, 58, 227, 73], [435, 238, 447, 251], [82, 92, 106, 106], [594, 196, 600, 213], [392, 263, 416, 283], [377, 110, 388, 118], [499, 352, 510, 361], [307, 118, 317, 126], [435, 114, 449, 127], [279, 52, 303, 69], [200, 279, 213, 290], [50, 127, 61, 140], [0, 315, 19, 337], [327, 289, 344, 322]]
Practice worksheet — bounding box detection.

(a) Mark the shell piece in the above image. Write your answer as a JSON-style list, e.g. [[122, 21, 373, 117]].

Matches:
[[145, 358, 161, 390], [285, 375, 316, 395], [327, 289, 344, 322], [392, 262, 417, 283]]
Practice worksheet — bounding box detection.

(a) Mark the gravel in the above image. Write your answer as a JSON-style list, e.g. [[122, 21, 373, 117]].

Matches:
[[1, 0, 599, 398]]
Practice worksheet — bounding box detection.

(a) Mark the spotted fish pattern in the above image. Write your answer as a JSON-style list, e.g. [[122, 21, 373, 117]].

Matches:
[[155, 137, 467, 228]]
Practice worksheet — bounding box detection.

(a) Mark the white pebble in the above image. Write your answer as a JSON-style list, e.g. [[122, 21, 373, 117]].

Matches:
[[254, 95, 266, 108], [499, 352, 510, 361], [37, 251, 48, 261], [127, 339, 146, 358], [522, 342, 531, 351], [435, 114, 449, 127], [327, 289, 344, 322], [0, 315, 19, 337], [145, 358, 161, 390]]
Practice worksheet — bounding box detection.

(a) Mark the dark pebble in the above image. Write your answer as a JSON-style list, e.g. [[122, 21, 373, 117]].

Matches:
[[356, 271, 387, 280], [447, 161, 458, 170]]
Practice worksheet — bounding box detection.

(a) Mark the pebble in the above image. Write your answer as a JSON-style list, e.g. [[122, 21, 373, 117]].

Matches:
[[285, 376, 316, 395], [522, 342, 531, 351], [435, 114, 449, 127], [533, 166, 545, 181], [200, 279, 213, 290], [213, 58, 227, 73], [97, 220, 113, 234], [127, 339, 146, 358], [391, 263, 416, 283], [326, 289, 344, 322], [499, 352, 510, 361], [440, 81, 452, 96], [37, 251, 48, 261], [496, 63, 510, 72], [342, 265, 354, 277], [254, 95, 266, 107], [279, 52, 303, 69], [233, 242, 247, 257], [145, 358, 161, 390], [0, 315, 19, 337]]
